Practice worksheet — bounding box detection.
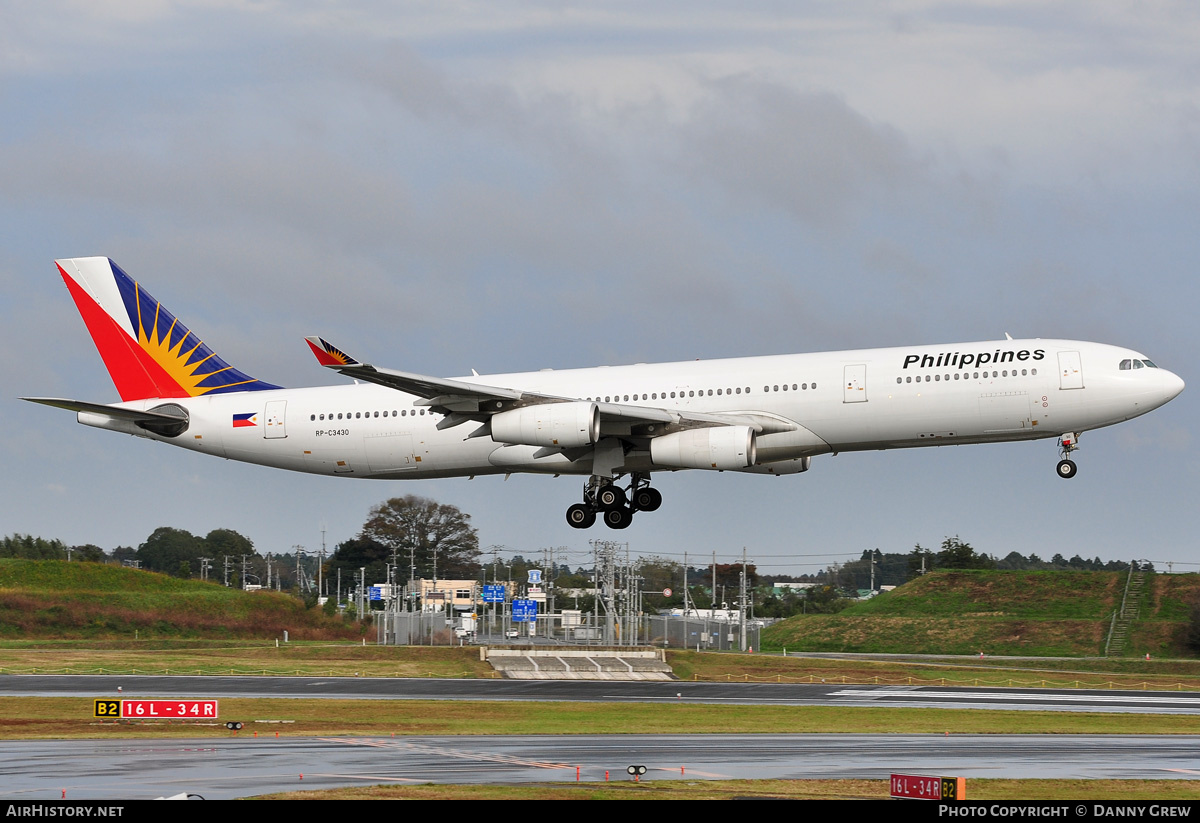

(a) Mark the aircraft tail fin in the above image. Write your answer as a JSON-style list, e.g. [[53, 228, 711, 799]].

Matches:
[[55, 257, 281, 402]]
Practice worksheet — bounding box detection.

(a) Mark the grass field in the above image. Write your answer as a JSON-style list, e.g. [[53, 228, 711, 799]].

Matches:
[[0, 640, 493, 677], [666, 650, 1200, 690], [7, 696, 1200, 739], [4, 642, 1200, 691]]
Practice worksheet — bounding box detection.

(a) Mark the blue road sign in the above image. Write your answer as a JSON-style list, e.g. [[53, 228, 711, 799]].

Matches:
[[512, 599, 538, 623], [483, 585, 505, 603]]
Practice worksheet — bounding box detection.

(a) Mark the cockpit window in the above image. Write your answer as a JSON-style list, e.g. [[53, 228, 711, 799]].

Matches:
[[1121, 358, 1160, 370]]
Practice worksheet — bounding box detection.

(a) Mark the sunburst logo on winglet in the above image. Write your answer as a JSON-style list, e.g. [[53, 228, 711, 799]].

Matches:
[[319, 339, 355, 365], [305, 336, 361, 367]]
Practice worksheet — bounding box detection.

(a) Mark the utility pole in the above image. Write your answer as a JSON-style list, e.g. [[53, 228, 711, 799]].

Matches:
[[590, 539, 620, 645], [683, 551, 690, 617], [712, 551, 717, 620], [409, 536, 417, 613], [739, 547, 747, 652], [318, 524, 326, 599]]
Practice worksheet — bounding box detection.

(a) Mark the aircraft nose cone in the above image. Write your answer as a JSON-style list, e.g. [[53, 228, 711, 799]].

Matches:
[[1162, 370, 1185, 402]]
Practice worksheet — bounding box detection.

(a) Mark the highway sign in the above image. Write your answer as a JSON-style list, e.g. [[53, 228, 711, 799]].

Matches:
[[512, 599, 538, 623]]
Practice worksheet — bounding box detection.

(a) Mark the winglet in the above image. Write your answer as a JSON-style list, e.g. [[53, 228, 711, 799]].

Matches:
[[305, 336, 362, 368]]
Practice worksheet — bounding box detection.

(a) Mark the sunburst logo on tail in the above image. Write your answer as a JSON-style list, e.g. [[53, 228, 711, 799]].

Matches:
[[112, 262, 280, 396]]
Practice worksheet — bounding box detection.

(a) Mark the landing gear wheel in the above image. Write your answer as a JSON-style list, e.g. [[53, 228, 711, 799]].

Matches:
[[632, 487, 662, 512], [1056, 459, 1077, 479], [566, 503, 596, 529], [597, 485, 627, 510], [603, 507, 634, 530]]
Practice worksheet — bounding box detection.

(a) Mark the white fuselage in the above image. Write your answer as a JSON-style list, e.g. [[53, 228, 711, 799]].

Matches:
[[85, 338, 1184, 480]]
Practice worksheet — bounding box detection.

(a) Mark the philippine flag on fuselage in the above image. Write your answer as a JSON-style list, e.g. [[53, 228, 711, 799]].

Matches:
[[232, 413, 258, 428]]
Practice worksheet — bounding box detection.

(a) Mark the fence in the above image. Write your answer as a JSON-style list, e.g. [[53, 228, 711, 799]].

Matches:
[[378, 611, 457, 645], [645, 615, 760, 651]]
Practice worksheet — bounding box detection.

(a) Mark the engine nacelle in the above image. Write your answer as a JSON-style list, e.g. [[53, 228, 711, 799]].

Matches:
[[491, 401, 600, 449], [650, 426, 757, 471], [735, 456, 811, 475]]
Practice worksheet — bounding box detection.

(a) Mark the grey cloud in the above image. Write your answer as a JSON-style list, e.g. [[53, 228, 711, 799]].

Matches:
[[674, 79, 921, 225]]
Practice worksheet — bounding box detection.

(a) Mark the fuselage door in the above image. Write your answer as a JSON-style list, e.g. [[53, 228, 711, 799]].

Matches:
[[1058, 351, 1084, 390], [844, 364, 867, 403], [263, 400, 287, 439], [366, 433, 417, 473]]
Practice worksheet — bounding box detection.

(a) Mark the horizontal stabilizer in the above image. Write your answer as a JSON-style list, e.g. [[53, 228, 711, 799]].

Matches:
[[21, 397, 189, 424]]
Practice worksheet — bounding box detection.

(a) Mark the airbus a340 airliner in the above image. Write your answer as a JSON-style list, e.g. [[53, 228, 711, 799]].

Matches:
[[26, 258, 1184, 529]]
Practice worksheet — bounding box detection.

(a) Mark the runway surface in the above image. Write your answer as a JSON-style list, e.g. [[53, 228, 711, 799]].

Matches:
[[3, 734, 1199, 800], [4, 674, 1200, 714]]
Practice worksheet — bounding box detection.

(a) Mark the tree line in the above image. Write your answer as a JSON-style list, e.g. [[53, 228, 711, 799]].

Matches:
[[1, 495, 484, 598], [2, 510, 1148, 619], [817, 537, 1144, 593]]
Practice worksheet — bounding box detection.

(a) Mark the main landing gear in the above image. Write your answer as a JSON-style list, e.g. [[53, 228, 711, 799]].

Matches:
[[565, 472, 662, 530], [1056, 432, 1079, 479]]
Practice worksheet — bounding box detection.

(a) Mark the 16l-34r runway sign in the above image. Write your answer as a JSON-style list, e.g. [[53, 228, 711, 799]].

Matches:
[[94, 699, 218, 719]]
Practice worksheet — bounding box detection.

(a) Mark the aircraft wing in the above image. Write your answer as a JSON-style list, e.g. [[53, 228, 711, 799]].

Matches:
[[305, 337, 523, 404], [304, 336, 796, 436]]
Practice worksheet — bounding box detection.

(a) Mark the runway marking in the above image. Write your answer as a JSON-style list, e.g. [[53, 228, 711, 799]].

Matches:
[[321, 737, 574, 770], [605, 695, 817, 702], [665, 769, 729, 778], [830, 689, 1200, 705]]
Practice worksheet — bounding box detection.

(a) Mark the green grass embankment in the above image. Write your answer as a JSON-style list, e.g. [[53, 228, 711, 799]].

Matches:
[[761, 570, 1200, 657], [0, 559, 361, 640]]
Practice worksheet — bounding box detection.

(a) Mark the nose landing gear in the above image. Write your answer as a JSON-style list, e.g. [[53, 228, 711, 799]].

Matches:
[[1056, 433, 1079, 479], [564, 472, 661, 529]]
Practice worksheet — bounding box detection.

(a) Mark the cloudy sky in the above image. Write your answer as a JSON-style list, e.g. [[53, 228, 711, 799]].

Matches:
[[3, 1, 1197, 575]]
